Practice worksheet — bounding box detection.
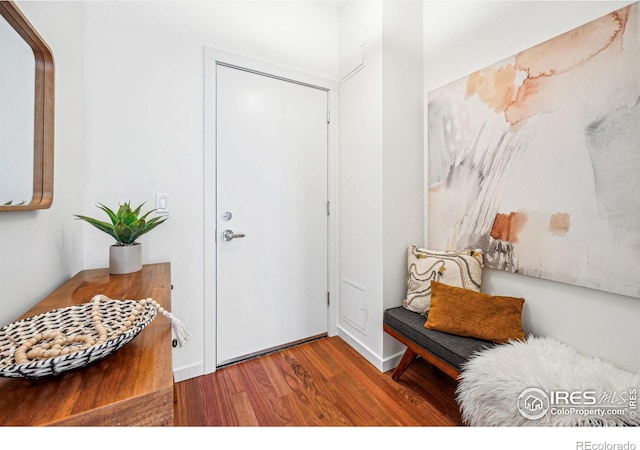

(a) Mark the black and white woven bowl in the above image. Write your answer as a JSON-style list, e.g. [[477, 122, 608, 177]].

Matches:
[[0, 299, 157, 379]]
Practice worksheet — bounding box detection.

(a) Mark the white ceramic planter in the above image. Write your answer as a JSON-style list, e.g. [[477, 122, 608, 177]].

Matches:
[[109, 242, 142, 274]]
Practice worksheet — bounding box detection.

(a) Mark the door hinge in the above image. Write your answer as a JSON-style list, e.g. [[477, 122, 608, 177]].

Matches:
[[327, 201, 330, 216], [327, 292, 330, 305]]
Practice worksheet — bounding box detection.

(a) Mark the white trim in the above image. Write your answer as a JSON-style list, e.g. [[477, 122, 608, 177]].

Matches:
[[337, 325, 384, 371], [203, 47, 338, 375], [173, 362, 205, 383], [337, 325, 404, 372], [382, 349, 405, 373]]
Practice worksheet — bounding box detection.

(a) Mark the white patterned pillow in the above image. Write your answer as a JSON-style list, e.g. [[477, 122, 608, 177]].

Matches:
[[402, 246, 484, 315]]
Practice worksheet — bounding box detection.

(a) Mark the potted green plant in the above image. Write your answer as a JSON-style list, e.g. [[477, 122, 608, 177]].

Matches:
[[75, 202, 168, 274]]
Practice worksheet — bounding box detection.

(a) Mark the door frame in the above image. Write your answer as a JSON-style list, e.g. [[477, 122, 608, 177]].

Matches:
[[203, 47, 338, 374]]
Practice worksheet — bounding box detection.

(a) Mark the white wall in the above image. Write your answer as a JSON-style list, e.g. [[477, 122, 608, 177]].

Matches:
[[0, 1, 84, 327], [81, 1, 338, 380], [338, 0, 385, 365], [338, 1, 423, 370], [381, 1, 424, 359], [423, 1, 640, 373]]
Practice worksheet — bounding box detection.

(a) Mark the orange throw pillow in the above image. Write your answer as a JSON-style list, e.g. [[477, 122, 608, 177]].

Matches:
[[424, 281, 525, 343]]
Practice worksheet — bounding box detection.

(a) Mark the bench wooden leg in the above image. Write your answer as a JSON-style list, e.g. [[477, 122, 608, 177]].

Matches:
[[384, 323, 461, 381], [392, 347, 418, 381]]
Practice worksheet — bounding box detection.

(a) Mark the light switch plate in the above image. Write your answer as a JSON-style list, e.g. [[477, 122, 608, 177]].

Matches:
[[156, 193, 169, 215]]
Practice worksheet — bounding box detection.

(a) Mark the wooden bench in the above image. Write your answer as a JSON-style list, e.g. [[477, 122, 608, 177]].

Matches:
[[383, 306, 496, 381]]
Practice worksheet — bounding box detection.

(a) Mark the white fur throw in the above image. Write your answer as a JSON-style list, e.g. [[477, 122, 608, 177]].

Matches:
[[456, 336, 640, 426]]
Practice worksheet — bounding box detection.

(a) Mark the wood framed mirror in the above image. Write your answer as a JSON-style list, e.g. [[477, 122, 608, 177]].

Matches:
[[0, 0, 54, 211]]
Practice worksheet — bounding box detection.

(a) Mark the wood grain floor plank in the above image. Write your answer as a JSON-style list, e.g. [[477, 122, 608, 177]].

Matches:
[[290, 341, 382, 425], [323, 340, 448, 426], [326, 336, 458, 425], [237, 357, 292, 426], [321, 338, 428, 420], [260, 354, 293, 398], [230, 391, 260, 426], [396, 360, 462, 424], [264, 350, 331, 426], [298, 338, 338, 380], [173, 336, 462, 426], [281, 349, 352, 426], [307, 339, 411, 426], [328, 373, 390, 425], [197, 378, 223, 425], [172, 376, 205, 426], [203, 368, 240, 425]]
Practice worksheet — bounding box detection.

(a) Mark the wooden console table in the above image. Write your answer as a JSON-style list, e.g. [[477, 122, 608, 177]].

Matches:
[[0, 263, 174, 426]]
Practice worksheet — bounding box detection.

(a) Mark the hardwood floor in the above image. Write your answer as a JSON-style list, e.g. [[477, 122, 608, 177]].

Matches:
[[173, 336, 462, 426]]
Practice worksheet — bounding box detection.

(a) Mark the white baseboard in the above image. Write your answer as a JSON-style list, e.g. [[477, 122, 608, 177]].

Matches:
[[173, 361, 204, 382], [337, 326, 384, 370], [337, 326, 406, 374], [382, 350, 405, 373]]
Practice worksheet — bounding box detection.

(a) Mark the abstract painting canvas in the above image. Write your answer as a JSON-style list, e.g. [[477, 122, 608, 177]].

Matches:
[[427, 3, 640, 298]]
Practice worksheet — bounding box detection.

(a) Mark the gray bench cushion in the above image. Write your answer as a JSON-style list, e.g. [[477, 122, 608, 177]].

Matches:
[[384, 306, 496, 371]]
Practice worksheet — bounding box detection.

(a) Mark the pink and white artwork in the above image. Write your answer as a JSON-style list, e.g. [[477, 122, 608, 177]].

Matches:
[[427, 3, 640, 298]]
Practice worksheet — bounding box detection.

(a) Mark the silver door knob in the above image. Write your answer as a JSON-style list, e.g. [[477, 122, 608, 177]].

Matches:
[[221, 229, 246, 242]]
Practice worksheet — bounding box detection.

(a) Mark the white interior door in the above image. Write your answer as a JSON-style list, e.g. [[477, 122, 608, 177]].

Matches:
[[215, 64, 329, 366]]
